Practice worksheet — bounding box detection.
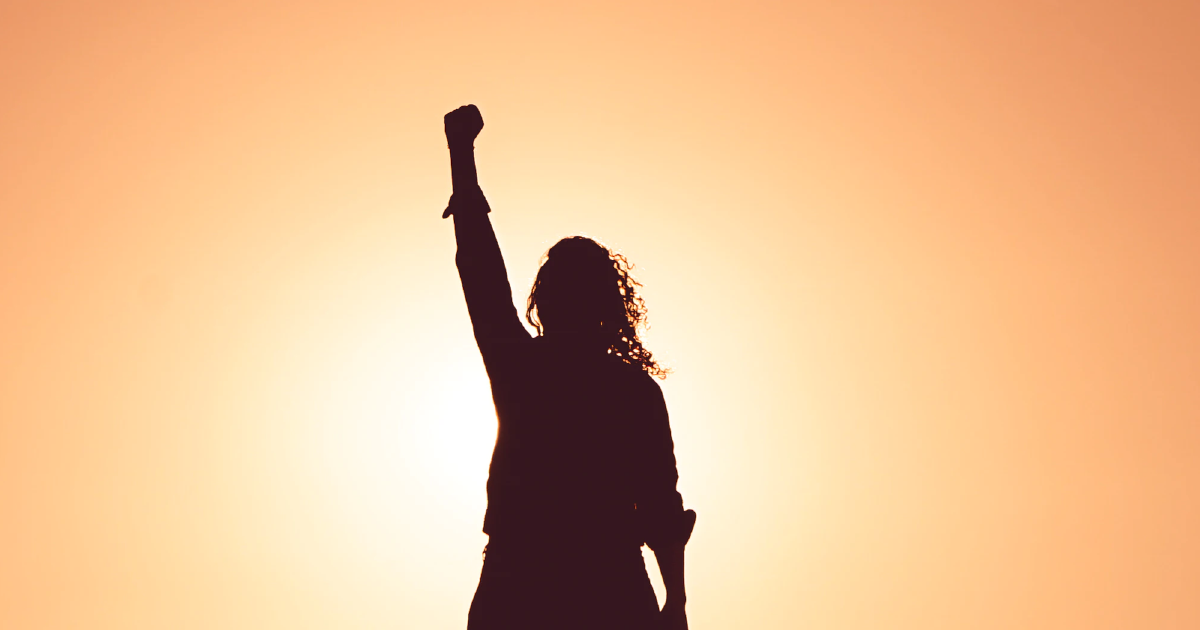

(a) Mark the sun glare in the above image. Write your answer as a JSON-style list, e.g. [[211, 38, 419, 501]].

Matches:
[[6, 1, 1198, 627]]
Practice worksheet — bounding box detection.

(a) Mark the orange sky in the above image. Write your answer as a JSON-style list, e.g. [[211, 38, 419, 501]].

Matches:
[[2, 1, 1198, 628]]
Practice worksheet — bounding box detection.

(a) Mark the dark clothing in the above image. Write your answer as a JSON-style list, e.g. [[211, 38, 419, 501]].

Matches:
[[479, 335, 683, 548], [467, 540, 660, 630], [450, 189, 689, 626]]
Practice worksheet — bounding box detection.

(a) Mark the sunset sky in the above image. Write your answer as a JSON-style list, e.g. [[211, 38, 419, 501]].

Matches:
[[2, 1, 1198, 628]]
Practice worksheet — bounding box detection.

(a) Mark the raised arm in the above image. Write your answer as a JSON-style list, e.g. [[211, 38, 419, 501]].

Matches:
[[442, 105, 529, 357]]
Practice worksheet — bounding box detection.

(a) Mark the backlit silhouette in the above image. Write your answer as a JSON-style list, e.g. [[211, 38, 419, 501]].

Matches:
[[442, 104, 697, 630]]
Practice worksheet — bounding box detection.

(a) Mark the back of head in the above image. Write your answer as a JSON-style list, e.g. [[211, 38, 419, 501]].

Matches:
[[526, 237, 667, 378]]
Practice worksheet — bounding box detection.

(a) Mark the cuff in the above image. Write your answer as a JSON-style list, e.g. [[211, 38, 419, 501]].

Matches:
[[442, 187, 491, 219]]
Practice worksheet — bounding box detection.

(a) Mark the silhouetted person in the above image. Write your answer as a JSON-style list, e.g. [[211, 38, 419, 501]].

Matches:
[[442, 104, 696, 630]]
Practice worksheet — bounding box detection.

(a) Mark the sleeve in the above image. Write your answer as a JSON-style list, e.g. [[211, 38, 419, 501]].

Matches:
[[634, 378, 695, 550], [449, 187, 532, 363]]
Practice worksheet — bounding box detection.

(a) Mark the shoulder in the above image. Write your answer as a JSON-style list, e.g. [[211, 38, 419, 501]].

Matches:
[[614, 358, 662, 402]]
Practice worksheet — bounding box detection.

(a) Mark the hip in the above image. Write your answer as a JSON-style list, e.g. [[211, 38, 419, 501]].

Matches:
[[468, 538, 659, 629]]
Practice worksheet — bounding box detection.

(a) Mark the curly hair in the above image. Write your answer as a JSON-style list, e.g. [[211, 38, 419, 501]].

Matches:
[[526, 236, 669, 379]]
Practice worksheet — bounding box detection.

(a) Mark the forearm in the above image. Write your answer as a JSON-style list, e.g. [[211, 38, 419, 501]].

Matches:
[[446, 121, 501, 297], [647, 507, 696, 606], [449, 142, 479, 195], [653, 542, 687, 604]]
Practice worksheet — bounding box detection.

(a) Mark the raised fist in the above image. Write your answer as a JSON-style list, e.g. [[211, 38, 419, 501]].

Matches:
[[444, 104, 484, 147]]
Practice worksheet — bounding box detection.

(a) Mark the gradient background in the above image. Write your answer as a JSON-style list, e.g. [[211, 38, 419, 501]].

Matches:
[[3, 1, 1198, 628]]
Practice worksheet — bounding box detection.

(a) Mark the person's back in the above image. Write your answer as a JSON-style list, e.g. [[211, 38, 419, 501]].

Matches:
[[440, 104, 695, 630], [483, 336, 675, 548]]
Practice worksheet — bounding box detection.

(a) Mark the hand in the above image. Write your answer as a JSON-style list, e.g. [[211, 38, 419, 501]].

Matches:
[[682, 509, 697, 543], [659, 598, 688, 630], [444, 104, 484, 147]]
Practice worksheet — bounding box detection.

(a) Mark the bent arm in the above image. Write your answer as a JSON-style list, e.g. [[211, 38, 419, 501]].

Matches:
[[636, 381, 696, 605]]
